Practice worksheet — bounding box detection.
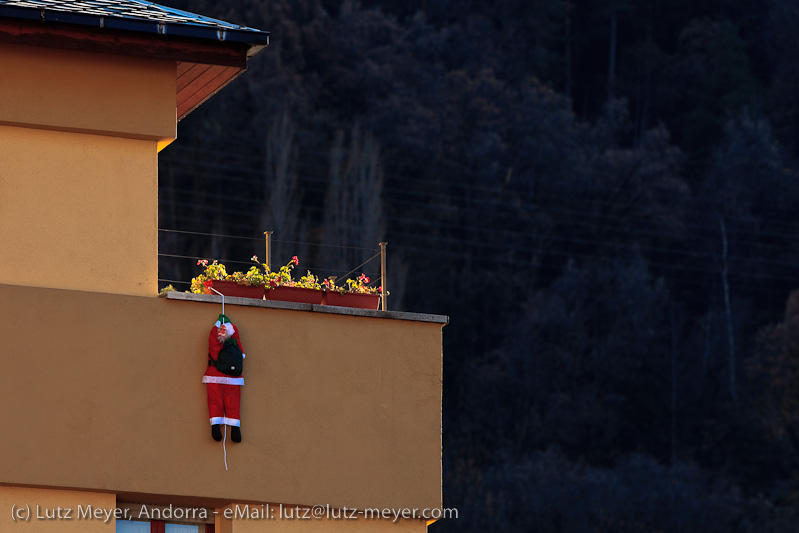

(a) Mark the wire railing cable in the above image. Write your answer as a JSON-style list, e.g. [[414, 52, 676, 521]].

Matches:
[[159, 228, 379, 252], [159, 228, 261, 241], [332, 252, 382, 283]]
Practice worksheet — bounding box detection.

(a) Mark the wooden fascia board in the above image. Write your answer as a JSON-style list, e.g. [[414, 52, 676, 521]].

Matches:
[[0, 18, 248, 68]]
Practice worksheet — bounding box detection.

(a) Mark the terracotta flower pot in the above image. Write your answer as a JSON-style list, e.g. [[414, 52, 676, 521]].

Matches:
[[265, 286, 324, 305], [324, 291, 380, 310], [204, 280, 264, 299]]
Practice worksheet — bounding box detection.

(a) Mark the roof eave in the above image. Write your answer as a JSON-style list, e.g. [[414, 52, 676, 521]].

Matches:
[[0, 16, 260, 121], [0, 3, 269, 49]]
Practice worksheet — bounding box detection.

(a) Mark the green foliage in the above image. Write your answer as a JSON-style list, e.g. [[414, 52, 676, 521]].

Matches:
[[251, 255, 322, 290], [189, 255, 382, 294], [322, 273, 381, 294], [752, 290, 799, 491], [244, 266, 267, 287], [158, 1, 799, 530], [190, 259, 270, 293], [190, 259, 229, 294], [158, 284, 177, 295]]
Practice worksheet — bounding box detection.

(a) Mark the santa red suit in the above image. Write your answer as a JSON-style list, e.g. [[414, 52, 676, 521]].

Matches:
[[203, 317, 245, 442]]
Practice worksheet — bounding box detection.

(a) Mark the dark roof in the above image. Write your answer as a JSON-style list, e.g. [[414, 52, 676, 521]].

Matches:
[[0, 0, 269, 45]]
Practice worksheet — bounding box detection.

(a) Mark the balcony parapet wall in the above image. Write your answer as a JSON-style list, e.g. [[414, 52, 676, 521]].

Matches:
[[0, 284, 444, 512]]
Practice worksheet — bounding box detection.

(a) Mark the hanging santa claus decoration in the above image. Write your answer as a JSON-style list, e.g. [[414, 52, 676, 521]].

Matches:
[[203, 314, 245, 443]]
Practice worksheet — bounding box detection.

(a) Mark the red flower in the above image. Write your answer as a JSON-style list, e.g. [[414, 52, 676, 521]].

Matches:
[[292, 256, 299, 265]]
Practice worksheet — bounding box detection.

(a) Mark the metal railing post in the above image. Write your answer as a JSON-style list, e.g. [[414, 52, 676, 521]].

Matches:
[[264, 230, 273, 271], [379, 242, 388, 311]]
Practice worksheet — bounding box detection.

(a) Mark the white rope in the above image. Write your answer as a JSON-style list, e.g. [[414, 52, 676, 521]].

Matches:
[[207, 287, 229, 471], [223, 425, 228, 471], [208, 287, 225, 317]]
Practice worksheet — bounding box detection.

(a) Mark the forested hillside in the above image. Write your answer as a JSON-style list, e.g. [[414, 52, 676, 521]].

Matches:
[[159, 1, 799, 530]]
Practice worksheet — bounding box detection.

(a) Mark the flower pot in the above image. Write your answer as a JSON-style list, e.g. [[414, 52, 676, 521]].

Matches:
[[324, 291, 380, 310], [204, 280, 264, 299], [265, 286, 324, 305]]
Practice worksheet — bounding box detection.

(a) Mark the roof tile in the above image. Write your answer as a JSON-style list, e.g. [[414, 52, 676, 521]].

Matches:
[[0, 0, 269, 43]]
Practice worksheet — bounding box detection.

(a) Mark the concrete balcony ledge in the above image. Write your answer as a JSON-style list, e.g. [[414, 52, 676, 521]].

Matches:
[[162, 290, 450, 324]]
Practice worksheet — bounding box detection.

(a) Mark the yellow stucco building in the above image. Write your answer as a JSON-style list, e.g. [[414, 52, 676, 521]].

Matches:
[[0, 1, 446, 531]]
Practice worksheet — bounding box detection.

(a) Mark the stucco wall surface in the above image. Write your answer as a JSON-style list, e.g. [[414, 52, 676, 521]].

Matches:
[[0, 43, 175, 142], [0, 125, 157, 296], [0, 486, 116, 531], [0, 284, 443, 513], [215, 503, 429, 532]]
